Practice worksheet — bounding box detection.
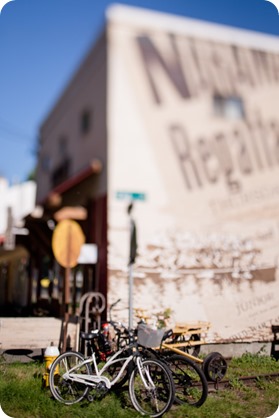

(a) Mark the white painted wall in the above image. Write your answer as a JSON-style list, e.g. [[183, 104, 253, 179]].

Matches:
[[0, 178, 36, 237]]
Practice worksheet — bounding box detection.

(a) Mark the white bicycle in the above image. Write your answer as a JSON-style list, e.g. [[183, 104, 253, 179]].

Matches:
[[49, 336, 175, 417]]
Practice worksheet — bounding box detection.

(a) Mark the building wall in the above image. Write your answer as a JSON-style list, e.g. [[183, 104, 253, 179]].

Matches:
[[107, 5, 279, 342], [34, 4, 279, 341], [36, 32, 108, 203], [0, 177, 36, 237], [0, 178, 36, 312], [35, 32, 109, 315]]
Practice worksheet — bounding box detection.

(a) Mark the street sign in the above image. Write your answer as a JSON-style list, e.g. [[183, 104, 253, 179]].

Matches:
[[52, 219, 85, 351], [116, 191, 146, 201], [77, 244, 98, 264], [52, 219, 85, 268], [129, 219, 137, 265]]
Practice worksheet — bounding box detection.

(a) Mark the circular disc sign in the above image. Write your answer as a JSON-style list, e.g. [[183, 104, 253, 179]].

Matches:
[[52, 219, 85, 268]]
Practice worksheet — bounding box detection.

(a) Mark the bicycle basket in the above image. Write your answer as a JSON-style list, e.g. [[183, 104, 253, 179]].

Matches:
[[137, 324, 165, 348]]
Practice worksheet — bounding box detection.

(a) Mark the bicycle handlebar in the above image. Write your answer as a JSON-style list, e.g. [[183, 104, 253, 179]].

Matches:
[[109, 298, 121, 322]]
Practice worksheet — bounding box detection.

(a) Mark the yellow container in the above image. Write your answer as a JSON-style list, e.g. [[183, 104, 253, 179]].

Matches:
[[42, 343, 60, 388]]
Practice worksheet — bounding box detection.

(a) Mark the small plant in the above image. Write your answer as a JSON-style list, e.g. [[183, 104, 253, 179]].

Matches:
[[228, 377, 245, 390], [155, 308, 173, 329], [255, 376, 266, 390], [228, 352, 279, 379]]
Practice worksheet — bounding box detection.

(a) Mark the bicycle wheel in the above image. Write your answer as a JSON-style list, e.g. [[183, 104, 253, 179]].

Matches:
[[166, 354, 208, 407], [129, 358, 174, 417], [49, 351, 92, 405]]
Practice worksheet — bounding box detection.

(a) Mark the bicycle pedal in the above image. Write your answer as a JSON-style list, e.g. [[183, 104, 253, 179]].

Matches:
[[87, 393, 95, 402]]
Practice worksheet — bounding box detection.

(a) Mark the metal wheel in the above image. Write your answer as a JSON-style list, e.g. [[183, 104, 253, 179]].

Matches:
[[129, 358, 175, 417], [172, 333, 201, 357], [49, 351, 92, 405], [202, 352, 227, 382]]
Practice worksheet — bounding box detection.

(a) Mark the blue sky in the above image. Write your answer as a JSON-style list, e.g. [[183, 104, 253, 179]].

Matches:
[[0, 0, 279, 185]]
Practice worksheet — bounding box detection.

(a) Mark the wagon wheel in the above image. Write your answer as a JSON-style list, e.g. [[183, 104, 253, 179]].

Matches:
[[173, 333, 201, 357], [202, 352, 227, 382]]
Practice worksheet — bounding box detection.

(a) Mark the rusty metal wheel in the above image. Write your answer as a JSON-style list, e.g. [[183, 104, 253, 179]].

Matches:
[[202, 352, 227, 382]]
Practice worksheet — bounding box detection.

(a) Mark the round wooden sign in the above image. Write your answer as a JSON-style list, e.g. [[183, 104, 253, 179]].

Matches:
[[52, 219, 85, 268]]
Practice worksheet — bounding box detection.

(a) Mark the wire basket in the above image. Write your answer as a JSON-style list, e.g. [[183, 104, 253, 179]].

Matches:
[[137, 324, 165, 348]]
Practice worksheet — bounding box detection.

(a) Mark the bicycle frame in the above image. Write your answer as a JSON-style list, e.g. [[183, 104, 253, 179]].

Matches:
[[61, 345, 154, 391], [161, 342, 203, 364]]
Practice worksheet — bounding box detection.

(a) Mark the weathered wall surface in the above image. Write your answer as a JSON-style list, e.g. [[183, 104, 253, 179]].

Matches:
[[0, 317, 77, 350], [107, 6, 279, 342]]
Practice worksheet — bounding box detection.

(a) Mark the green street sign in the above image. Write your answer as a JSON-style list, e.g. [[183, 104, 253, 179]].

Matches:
[[116, 191, 146, 201]]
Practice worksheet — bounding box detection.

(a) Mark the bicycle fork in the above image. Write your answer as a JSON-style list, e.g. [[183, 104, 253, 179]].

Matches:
[[136, 357, 159, 412]]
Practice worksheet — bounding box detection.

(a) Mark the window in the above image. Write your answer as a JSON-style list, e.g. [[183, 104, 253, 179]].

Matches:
[[213, 95, 245, 120], [58, 136, 67, 156], [51, 158, 71, 187], [80, 109, 92, 135]]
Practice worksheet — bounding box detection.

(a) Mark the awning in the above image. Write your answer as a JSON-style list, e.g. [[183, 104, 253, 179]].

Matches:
[[41, 159, 102, 207]]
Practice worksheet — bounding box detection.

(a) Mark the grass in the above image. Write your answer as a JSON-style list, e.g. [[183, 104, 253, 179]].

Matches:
[[0, 353, 278, 418]]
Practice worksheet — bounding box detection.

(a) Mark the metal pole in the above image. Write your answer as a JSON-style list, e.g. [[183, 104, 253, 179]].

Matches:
[[128, 262, 133, 329], [127, 201, 136, 330], [62, 224, 72, 352]]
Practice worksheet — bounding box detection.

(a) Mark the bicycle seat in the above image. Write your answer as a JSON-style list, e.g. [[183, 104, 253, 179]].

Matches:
[[80, 330, 99, 340]]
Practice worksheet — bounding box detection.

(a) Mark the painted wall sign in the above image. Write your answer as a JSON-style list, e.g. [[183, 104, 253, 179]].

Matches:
[[107, 7, 279, 342]]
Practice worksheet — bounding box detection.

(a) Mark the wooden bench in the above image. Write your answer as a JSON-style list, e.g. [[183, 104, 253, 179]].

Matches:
[[173, 321, 211, 336]]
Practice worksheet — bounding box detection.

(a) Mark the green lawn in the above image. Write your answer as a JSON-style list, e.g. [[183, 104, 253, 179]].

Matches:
[[0, 353, 278, 418]]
